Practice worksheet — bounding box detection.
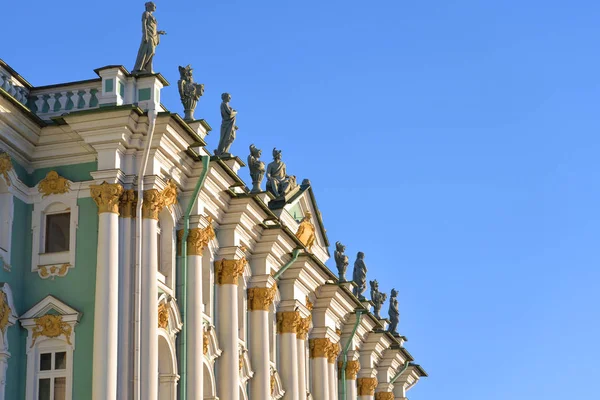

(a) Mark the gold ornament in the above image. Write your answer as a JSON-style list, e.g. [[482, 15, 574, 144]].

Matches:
[[177, 217, 215, 256], [239, 351, 244, 371], [37, 263, 71, 280], [0, 291, 12, 334], [357, 377, 378, 396], [309, 337, 331, 358], [215, 258, 247, 285], [375, 393, 394, 400], [338, 360, 361, 379], [296, 316, 312, 340], [306, 296, 313, 311], [119, 189, 137, 218], [0, 152, 13, 186], [327, 340, 341, 364], [158, 303, 169, 329], [270, 369, 276, 395], [295, 211, 316, 251], [90, 182, 124, 214], [247, 285, 277, 311], [203, 329, 209, 355], [38, 171, 70, 197], [31, 315, 72, 347], [141, 180, 178, 220], [276, 311, 300, 334]]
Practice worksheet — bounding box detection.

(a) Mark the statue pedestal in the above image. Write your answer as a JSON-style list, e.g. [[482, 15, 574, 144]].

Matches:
[[378, 318, 390, 331], [361, 299, 374, 311], [339, 281, 356, 293], [211, 155, 246, 175], [186, 119, 211, 141]]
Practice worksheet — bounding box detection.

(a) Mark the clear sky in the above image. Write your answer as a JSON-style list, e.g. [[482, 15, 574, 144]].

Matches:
[[3, 1, 600, 399]]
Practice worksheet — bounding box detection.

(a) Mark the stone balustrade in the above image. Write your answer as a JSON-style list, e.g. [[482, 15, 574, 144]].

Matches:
[[28, 83, 101, 118], [0, 68, 29, 105]]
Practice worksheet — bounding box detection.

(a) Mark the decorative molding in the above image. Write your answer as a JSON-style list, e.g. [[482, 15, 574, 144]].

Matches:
[[357, 377, 378, 396], [142, 180, 178, 220], [276, 311, 299, 334], [119, 189, 137, 218], [30, 315, 73, 348], [327, 340, 341, 364], [375, 392, 394, 400], [309, 337, 330, 358], [90, 182, 124, 214], [295, 211, 316, 251], [338, 360, 361, 380], [0, 284, 17, 353], [296, 316, 311, 340], [37, 263, 72, 280], [38, 171, 71, 197], [203, 328, 209, 355], [177, 217, 215, 256], [215, 258, 247, 285], [0, 152, 13, 186], [247, 285, 277, 311], [158, 303, 169, 329]]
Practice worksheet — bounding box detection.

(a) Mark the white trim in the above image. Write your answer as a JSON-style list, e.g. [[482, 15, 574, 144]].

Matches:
[[0, 181, 13, 269]]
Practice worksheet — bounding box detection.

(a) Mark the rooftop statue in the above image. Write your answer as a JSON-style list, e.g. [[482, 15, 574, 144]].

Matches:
[[177, 65, 204, 121], [215, 93, 238, 157], [334, 241, 349, 282], [266, 148, 297, 198], [352, 252, 367, 300], [247, 144, 265, 193], [132, 2, 166, 75], [370, 280, 387, 319], [388, 288, 400, 334], [295, 211, 316, 251]]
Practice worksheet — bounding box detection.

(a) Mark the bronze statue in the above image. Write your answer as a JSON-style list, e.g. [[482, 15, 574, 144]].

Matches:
[[215, 93, 238, 157], [370, 280, 387, 319], [177, 65, 204, 121], [132, 2, 166, 75], [266, 148, 297, 198], [247, 144, 265, 193], [334, 241, 349, 282], [352, 252, 367, 300], [388, 289, 400, 334]]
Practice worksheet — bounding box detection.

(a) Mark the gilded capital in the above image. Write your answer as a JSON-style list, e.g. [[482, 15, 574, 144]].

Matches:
[[119, 189, 137, 218], [338, 360, 361, 380], [276, 311, 300, 334], [141, 180, 178, 219], [309, 337, 331, 358], [215, 258, 247, 285], [248, 286, 277, 311], [90, 182, 124, 214], [39, 171, 71, 197], [357, 377, 378, 396], [0, 152, 13, 186], [296, 316, 311, 340], [327, 340, 341, 364], [375, 392, 395, 400], [177, 217, 215, 256]]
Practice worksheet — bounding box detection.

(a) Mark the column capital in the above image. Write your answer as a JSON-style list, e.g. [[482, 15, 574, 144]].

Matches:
[[296, 315, 312, 340], [277, 311, 300, 334], [248, 285, 278, 311], [375, 392, 394, 400], [309, 337, 330, 358], [177, 217, 215, 256], [119, 189, 137, 218], [215, 258, 247, 285], [338, 360, 361, 379], [357, 377, 378, 396], [141, 180, 178, 219], [327, 340, 341, 364], [90, 182, 124, 214]]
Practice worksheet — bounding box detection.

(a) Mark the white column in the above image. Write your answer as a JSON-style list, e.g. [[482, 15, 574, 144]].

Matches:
[[296, 337, 307, 399], [216, 258, 244, 400], [278, 311, 300, 400], [328, 361, 337, 400], [0, 352, 8, 400], [187, 253, 203, 399], [90, 182, 123, 400], [343, 360, 360, 400], [248, 284, 277, 400], [393, 382, 407, 400], [309, 338, 330, 400], [117, 191, 135, 400]]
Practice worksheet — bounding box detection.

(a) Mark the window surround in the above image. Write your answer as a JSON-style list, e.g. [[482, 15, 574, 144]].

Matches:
[[20, 295, 80, 400], [31, 191, 78, 278]]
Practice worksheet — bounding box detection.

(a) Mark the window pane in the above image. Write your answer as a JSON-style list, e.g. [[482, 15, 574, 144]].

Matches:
[[55, 352, 67, 370], [45, 213, 70, 253], [40, 353, 52, 371], [54, 377, 66, 400], [38, 378, 51, 400]]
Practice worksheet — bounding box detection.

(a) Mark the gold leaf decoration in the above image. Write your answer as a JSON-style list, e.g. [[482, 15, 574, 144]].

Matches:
[[38, 171, 70, 197], [295, 211, 316, 251], [158, 303, 169, 329], [31, 315, 72, 347], [0, 152, 13, 186], [0, 291, 12, 334]]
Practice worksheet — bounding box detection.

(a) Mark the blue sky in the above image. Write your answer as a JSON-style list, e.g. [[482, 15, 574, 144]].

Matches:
[[4, 1, 600, 399]]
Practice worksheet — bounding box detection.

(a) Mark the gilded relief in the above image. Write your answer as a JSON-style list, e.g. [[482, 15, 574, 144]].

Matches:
[[31, 314, 72, 347], [38, 171, 71, 197]]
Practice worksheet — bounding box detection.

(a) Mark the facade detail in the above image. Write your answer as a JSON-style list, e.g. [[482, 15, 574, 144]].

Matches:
[[0, 23, 427, 399]]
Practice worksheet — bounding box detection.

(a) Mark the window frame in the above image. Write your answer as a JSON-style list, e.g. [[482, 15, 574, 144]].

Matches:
[[35, 346, 71, 400]]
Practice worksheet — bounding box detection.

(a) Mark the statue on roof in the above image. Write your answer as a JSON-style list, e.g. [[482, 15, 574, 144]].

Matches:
[[334, 241, 349, 282], [387, 288, 400, 334], [215, 93, 238, 157], [132, 2, 166, 75], [295, 211, 316, 251], [177, 65, 204, 121], [266, 148, 297, 198], [352, 252, 367, 300], [247, 144, 265, 193], [370, 280, 387, 319]]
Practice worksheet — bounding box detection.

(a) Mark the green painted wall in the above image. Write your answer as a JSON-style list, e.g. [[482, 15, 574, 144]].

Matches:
[[30, 162, 97, 186]]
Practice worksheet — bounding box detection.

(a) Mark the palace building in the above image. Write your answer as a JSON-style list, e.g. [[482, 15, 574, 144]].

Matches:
[[0, 20, 426, 400]]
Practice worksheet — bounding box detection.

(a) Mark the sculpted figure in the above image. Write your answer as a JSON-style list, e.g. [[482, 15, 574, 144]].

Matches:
[[177, 65, 205, 121], [388, 289, 400, 334], [266, 148, 297, 198], [215, 93, 237, 157], [132, 2, 166, 74], [247, 144, 265, 193], [295, 212, 316, 251], [352, 252, 367, 300], [370, 280, 387, 319], [334, 241, 349, 282]]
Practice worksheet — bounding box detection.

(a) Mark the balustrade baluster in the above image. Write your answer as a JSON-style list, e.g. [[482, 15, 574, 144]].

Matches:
[[70, 91, 80, 110], [47, 94, 57, 113], [34, 96, 45, 113], [58, 91, 68, 111], [82, 88, 92, 109]]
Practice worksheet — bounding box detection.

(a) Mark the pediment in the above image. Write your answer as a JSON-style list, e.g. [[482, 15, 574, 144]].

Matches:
[[20, 295, 81, 320]]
